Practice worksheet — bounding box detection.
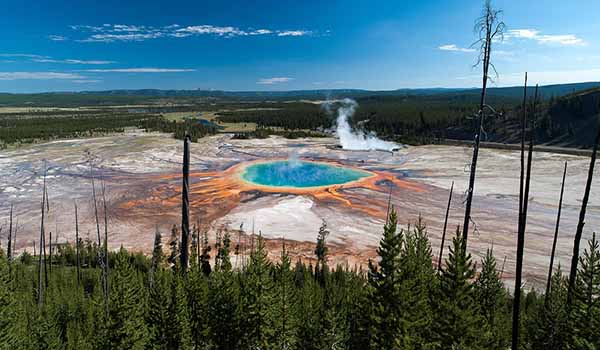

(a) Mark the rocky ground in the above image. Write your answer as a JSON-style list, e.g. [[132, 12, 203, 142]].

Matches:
[[1, 131, 598, 290]]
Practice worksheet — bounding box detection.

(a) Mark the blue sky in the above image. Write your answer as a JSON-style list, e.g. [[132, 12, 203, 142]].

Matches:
[[1, 0, 599, 92]]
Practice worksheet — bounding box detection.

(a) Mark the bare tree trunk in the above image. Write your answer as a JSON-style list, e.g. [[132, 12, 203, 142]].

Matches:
[[75, 201, 81, 287], [38, 165, 48, 307], [89, 156, 108, 316], [101, 178, 110, 315], [7, 204, 13, 262], [181, 135, 191, 275], [437, 181, 454, 272], [499, 255, 507, 279], [512, 84, 538, 350], [566, 124, 600, 307], [463, 1, 505, 244], [545, 161, 567, 302]]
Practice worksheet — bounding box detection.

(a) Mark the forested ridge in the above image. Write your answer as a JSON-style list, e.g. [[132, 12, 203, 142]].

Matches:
[[0, 210, 599, 349]]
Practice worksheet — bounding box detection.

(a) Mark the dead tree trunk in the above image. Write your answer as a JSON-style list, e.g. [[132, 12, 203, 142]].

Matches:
[[75, 201, 81, 287], [7, 204, 13, 262], [462, 0, 505, 244], [566, 123, 600, 307], [512, 83, 538, 350], [437, 181, 454, 272], [38, 165, 48, 307], [101, 178, 110, 314], [545, 161, 567, 301], [180, 135, 191, 275]]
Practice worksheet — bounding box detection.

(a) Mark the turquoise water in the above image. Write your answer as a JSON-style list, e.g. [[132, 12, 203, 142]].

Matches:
[[242, 160, 370, 188]]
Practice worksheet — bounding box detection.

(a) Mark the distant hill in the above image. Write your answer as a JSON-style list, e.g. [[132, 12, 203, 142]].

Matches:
[[446, 87, 600, 148], [2, 82, 600, 107]]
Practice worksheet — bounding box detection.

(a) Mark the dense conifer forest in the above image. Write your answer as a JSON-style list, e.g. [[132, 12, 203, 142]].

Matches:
[[1, 210, 599, 349]]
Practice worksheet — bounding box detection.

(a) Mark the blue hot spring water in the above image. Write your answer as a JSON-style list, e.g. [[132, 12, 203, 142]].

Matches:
[[242, 160, 371, 188]]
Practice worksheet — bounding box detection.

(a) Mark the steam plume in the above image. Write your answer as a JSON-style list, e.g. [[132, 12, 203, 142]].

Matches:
[[330, 98, 400, 151]]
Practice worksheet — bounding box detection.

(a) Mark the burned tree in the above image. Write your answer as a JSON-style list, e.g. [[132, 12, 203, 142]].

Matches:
[[462, 0, 505, 244], [181, 135, 191, 275], [511, 83, 538, 350], [437, 181, 454, 272], [545, 161, 567, 301], [566, 122, 600, 308]]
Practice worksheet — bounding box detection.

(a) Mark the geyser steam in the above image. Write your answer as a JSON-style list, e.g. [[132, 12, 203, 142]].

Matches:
[[331, 98, 400, 151]]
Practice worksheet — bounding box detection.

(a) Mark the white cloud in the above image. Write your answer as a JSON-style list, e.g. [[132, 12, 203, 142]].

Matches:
[[438, 44, 475, 53], [277, 30, 310, 37], [84, 68, 195, 73], [48, 35, 67, 41], [0, 53, 48, 59], [32, 58, 115, 65], [69, 23, 316, 42], [257, 77, 293, 84], [507, 29, 586, 46], [0, 72, 85, 80]]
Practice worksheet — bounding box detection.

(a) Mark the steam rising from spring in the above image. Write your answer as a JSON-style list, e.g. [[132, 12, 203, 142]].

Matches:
[[331, 98, 400, 151]]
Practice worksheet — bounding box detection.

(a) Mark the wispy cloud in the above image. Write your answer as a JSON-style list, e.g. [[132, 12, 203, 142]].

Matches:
[[438, 44, 475, 53], [32, 58, 115, 65], [257, 77, 293, 85], [48, 35, 67, 41], [277, 30, 311, 37], [1, 53, 114, 65], [69, 23, 315, 42], [84, 68, 195, 73], [0, 72, 85, 81], [507, 29, 586, 46], [0, 53, 48, 59]]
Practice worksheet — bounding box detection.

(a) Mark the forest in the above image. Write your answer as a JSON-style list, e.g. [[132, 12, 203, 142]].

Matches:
[[1, 209, 599, 349]]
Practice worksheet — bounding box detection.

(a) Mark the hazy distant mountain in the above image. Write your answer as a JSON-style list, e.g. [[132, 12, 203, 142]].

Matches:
[[2, 82, 600, 107]]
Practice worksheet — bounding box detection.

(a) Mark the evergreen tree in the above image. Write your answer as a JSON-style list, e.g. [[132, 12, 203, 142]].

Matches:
[[274, 241, 299, 349], [474, 248, 510, 349], [568, 233, 600, 349], [168, 225, 180, 273], [240, 235, 276, 349], [368, 208, 404, 349], [397, 217, 437, 349], [200, 230, 212, 276], [433, 228, 483, 349], [532, 265, 569, 350], [104, 248, 149, 350], [315, 221, 330, 286]]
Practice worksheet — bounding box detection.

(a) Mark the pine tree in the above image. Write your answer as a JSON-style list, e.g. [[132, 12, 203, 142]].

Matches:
[[568, 233, 600, 349], [104, 248, 149, 350], [241, 235, 276, 349], [200, 230, 212, 276], [208, 235, 239, 350], [368, 208, 404, 349], [433, 227, 483, 350], [146, 270, 179, 350], [532, 265, 569, 350], [474, 248, 509, 349], [315, 221, 330, 286], [168, 225, 180, 274], [274, 241, 299, 349], [397, 217, 437, 349]]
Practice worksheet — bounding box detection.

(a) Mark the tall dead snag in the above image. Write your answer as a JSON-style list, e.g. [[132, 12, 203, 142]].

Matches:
[[75, 201, 81, 286], [462, 0, 506, 244], [512, 84, 538, 350], [180, 135, 191, 275], [437, 181, 454, 272], [101, 177, 110, 309], [38, 164, 48, 307], [89, 154, 108, 316], [566, 121, 600, 307], [545, 161, 567, 301], [7, 204, 13, 262]]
